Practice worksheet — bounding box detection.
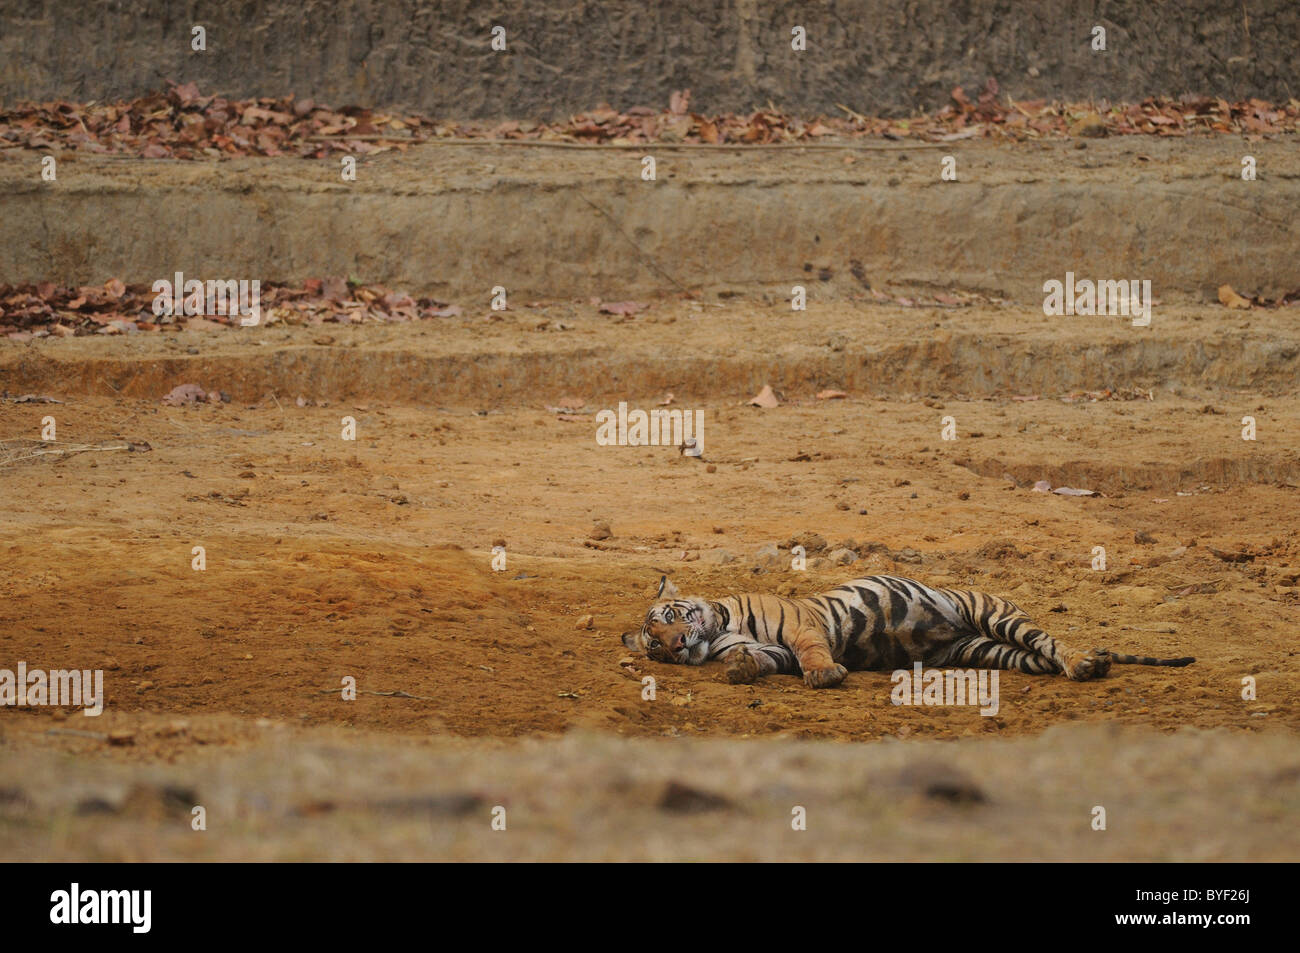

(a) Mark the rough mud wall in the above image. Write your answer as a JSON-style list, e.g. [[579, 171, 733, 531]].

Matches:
[[1, 1, 1295, 116]]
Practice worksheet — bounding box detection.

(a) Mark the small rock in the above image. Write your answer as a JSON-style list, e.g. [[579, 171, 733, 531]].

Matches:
[[75, 797, 118, 815], [897, 762, 986, 804], [119, 783, 197, 819], [1134, 530, 1158, 545], [367, 793, 484, 817], [656, 781, 734, 813], [0, 787, 32, 810], [590, 521, 613, 540], [702, 549, 737, 565], [790, 532, 828, 554], [826, 548, 859, 565], [575, 614, 594, 630]]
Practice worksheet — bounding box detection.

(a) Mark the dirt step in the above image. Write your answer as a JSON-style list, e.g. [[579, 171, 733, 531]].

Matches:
[[2, 138, 1297, 303], [3, 302, 1299, 403], [957, 456, 1300, 495]]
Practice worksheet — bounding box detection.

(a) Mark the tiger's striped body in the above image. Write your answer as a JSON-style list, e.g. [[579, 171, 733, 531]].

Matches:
[[623, 574, 1195, 688]]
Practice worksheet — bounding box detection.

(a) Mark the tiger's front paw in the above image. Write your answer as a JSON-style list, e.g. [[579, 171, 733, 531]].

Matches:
[[726, 646, 761, 684], [1063, 648, 1111, 681], [803, 663, 848, 689]]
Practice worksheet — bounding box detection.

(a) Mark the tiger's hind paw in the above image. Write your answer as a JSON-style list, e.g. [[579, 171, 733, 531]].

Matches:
[[1063, 648, 1111, 681], [803, 663, 848, 689], [726, 647, 761, 684]]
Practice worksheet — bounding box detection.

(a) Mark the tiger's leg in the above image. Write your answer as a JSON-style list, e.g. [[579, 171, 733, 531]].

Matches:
[[980, 604, 1111, 681], [723, 643, 797, 684], [944, 635, 1062, 674], [787, 626, 847, 689]]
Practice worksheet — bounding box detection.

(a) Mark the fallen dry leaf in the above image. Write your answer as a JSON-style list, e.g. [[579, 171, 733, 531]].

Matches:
[[1217, 284, 1252, 310], [161, 383, 209, 406], [1, 82, 1293, 164]]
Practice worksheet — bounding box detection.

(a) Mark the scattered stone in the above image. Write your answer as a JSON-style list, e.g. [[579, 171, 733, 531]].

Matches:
[[656, 780, 734, 814], [974, 539, 1026, 560], [1135, 530, 1158, 545], [75, 797, 118, 815], [575, 614, 595, 630], [894, 547, 923, 564], [826, 548, 859, 565], [0, 787, 31, 810], [1208, 546, 1253, 563], [119, 783, 197, 819], [367, 794, 484, 817], [897, 762, 986, 804], [590, 521, 613, 540], [702, 549, 737, 565], [790, 533, 828, 554]]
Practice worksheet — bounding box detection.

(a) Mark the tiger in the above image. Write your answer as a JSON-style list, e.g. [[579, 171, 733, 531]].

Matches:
[[622, 574, 1195, 688]]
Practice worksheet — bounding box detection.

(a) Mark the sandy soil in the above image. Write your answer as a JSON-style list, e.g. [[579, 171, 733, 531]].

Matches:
[[2, 299, 1298, 859]]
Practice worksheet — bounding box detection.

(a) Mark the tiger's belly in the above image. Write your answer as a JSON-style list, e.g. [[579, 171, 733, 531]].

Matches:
[[822, 578, 973, 671]]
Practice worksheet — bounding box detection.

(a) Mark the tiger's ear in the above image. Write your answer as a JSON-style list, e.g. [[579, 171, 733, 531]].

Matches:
[[657, 575, 679, 600], [621, 630, 640, 650]]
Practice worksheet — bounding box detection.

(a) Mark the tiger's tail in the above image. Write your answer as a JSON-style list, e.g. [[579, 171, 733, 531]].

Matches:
[[1107, 652, 1195, 667]]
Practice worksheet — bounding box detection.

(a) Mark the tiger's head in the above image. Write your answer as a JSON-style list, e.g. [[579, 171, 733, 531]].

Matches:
[[621, 576, 717, 666]]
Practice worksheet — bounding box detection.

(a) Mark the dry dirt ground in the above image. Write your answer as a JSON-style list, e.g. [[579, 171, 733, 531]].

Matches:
[[2, 299, 1298, 860]]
